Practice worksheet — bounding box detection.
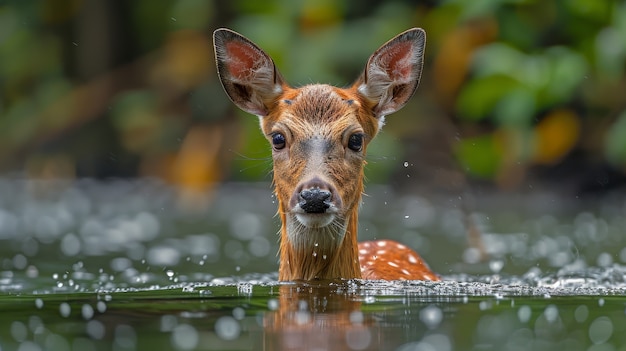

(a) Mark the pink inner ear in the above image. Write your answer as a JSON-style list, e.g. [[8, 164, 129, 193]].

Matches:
[[225, 41, 256, 79], [383, 41, 413, 80]]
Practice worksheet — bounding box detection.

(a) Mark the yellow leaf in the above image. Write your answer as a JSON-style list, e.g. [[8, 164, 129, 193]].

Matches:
[[532, 109, 580, 164]]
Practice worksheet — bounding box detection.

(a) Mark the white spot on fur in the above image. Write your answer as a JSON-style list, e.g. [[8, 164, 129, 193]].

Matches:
[[387, 261, 399, 268]]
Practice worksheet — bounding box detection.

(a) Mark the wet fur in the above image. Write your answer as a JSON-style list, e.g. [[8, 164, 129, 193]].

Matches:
[[214, 28, 433, 281]]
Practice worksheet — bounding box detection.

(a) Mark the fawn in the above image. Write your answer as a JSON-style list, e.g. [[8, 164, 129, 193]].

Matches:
[[213, 28, 439, 281]]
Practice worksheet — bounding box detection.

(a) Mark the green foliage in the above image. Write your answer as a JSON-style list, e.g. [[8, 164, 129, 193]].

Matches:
[[0, 0, 624, 186], [459, 43, 588, 125], [455, 135, 501, 178], [605, 110, 626, 167]]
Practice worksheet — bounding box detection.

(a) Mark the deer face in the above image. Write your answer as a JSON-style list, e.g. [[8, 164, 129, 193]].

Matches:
[[214, 28, 425, 276], [260, 85, 379, 247]]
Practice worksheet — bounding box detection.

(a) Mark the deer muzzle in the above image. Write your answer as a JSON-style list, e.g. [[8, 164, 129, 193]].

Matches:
[[290, 177, 342, 228]]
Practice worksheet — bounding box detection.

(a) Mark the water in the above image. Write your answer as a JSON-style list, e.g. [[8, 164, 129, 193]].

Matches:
[[0, 177, 625, 350]]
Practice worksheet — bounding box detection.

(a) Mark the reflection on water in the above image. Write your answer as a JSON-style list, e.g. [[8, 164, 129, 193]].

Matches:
[[1, 277, 626, 350], [0, 177, 625, 350]]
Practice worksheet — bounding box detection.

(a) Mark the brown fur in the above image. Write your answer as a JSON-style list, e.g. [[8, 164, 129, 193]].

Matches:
[[214, 28, 439, 281]]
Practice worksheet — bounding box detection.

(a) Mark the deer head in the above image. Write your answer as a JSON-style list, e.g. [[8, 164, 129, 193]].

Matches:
[[214, 28, 425, 280]]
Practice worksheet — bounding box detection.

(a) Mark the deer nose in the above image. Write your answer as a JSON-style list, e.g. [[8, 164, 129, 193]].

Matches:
[[299, 188, 331, 213]]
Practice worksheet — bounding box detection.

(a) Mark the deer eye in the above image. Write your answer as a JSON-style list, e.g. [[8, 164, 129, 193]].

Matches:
[[271, 133, 286, 150], [347, 133, 363, 152]]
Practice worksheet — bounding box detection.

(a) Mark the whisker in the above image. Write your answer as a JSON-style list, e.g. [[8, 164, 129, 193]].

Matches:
[[227, 149, 271, 162], [227, 149, 273, 175]]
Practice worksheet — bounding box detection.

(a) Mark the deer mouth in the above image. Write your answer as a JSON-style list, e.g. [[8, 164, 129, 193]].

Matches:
[[293, 207, 338, 228]]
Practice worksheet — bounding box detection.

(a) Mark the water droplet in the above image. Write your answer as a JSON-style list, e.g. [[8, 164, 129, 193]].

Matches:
[[232, 307, 245, 320], [114, 325, 137, 349], [349, 311, 364, 324], [35, 298, 43, 309], [489, 259, 504, 273], [403, 161, 409, 167], [10, 321, 27, 342], [215, 316, 240, 341], [597, 252, 613, 267], [97, 301, 107, 313], [589, 316, 613, 344], [26, 265, 38, 278], [574, 305, 588, 323], [82, 304, 94, 320], [61, 233, 81, 257], [12, 254, 27, 270], [462, 248, 481, 264], [268, 299, 279, 311], [59, 302, 71, 317], [86, 320, 105, 340], [420, 305, 443, 329], [544, 305, 559, 323], [518, 305, 531, 323], [147, 247, 180, 266], [161, 314, 178, 332], [171, 324, 199, 350], [346, 328, 372, 350]]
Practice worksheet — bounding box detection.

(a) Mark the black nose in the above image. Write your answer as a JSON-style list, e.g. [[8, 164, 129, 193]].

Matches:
[[299, 188, 331, 213]]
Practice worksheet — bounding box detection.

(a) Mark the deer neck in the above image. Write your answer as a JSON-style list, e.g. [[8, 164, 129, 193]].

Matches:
[[278, 201, 362, 280]]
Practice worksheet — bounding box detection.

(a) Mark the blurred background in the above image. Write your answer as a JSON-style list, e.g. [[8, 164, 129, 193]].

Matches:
[[1, 0, 626, 198]]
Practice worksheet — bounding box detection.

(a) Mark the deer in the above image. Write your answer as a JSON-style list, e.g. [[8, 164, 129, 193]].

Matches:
[[213, 28, 439, 281]]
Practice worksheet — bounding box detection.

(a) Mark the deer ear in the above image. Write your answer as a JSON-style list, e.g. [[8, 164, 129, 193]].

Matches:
[[356, 28, 426, 118], [213, 28, 285, 117]]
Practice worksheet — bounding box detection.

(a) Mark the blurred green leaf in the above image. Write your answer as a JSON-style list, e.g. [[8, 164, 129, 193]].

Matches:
[[445, 0, 532, 21], [111, 91, 158, 131], [604, 110, 626, 166], [455, 135, 501, 178], [564, 0, 612, 22], [595, 27, 626, 79], [494, 87, 536, 126], [543, 47, 588, 103], [456, 74, 519, 121]]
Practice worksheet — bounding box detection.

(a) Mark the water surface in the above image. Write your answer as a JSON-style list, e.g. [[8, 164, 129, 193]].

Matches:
[[0, 178, 625, 350]]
